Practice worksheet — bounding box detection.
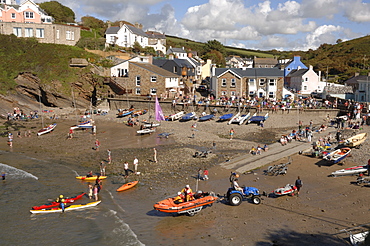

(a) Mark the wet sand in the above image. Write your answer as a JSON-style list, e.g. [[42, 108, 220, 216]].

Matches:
[[1, 109, 369, 245]]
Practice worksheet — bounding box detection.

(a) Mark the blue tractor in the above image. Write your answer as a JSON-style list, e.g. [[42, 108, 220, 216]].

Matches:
[[226, 186, 262, 206], [226, 172, 263, 206]]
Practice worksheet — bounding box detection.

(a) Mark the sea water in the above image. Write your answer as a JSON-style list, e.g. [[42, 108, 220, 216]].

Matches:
[[0, 150, 145, 246]]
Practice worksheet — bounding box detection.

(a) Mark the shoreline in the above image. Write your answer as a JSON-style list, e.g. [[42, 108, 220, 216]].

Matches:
[[1, 110, 369, 245]]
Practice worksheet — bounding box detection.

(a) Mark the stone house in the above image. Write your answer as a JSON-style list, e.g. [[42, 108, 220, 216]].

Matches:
[[253, 57, 278, 68], [0, 22, 81, 45], [110, 60, 180, 98], [211, 67, 284, 100]]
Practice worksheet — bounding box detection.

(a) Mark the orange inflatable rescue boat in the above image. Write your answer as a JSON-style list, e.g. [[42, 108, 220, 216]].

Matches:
[[154, 191, 218, 216]]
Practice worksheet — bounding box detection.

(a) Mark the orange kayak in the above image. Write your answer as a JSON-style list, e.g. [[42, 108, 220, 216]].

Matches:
[[116, 181, 138, 192], [154, 192, 217, 216], [76, 176, 107, 181]]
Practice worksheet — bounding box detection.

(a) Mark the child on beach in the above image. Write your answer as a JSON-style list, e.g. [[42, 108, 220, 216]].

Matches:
[[88, 184, 93, 199], [203, 169, 209, 180]]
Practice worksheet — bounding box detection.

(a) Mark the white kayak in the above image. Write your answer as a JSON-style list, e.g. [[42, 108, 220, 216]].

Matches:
[[331, 165, 368, 177]]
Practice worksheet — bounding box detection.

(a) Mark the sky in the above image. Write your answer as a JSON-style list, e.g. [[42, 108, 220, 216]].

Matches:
[[34, 0, 370, 51]]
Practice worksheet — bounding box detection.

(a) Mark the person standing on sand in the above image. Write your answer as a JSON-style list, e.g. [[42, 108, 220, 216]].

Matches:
[[8, 132, 13, 147], [95, 139, 100, 151], [123, 161, 129, 177], [153, 148, 158, 163], [68, 128, 74, 139], [100, 161, 106, 176], [197, 168, 203, 180], [295, 176, 303, 195], [133, 157, 138, 174], [229, 128, 235, 140], [107, 149, 112, 164]]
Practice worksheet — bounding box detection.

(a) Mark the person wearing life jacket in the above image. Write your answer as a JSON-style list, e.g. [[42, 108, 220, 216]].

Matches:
[[181, 185, 193, 202], [173, 192, 185, 204], [56, 195, 66, 212], [55, 194, 64, 203], [86, 171, 93, 177]]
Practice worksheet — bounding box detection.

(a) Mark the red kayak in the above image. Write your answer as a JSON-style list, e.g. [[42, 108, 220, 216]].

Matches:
[[31, 192, 86, 210]]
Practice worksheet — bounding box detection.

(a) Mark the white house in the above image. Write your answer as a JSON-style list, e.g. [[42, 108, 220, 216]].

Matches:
[[110, 55, 153, 77], [286, 65, 322, 94], [355, 79, 370, 102], [105, 22, 148, 49]]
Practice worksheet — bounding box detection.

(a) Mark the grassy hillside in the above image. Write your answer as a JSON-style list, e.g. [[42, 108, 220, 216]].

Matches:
[[0, 34, 102, 94], [286, 36, 370, 82], [166, 35, 273, 58]]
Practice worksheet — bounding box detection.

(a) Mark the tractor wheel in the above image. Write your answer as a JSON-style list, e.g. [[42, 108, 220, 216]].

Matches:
[[229, 193, 242, 206], [252, 196, 261, 205]]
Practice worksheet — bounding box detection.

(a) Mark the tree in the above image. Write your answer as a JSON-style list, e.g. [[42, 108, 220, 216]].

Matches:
[[81, 16, 105, 29], [132, 42, 143, 54], [38, 1, 75, 23], [204, 40, 226, 56]]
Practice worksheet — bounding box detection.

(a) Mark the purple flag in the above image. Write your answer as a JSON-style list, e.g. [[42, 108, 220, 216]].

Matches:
[[155, 96, 165, 121]]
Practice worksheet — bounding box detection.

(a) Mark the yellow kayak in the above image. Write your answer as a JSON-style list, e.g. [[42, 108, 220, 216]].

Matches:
[[76, 176, 107, 181], [30, 201, 101, 214]]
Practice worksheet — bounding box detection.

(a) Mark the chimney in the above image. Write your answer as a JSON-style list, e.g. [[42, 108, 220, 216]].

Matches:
[[188, 52, 193, 58], [309, 65, 313, 70], [280, 64, 285, 71], [119, 21, 123, 27], [107, 21, 111, 28], [169, 54, 174, 60], [148, 55, 153, 64], [319, 71, 321, 81], [355, 72, 359, 77]]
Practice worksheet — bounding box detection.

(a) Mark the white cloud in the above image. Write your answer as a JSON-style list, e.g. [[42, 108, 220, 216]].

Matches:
[[300, 0, 340, 19], [343, 0, 370, 22], [303, 25, 343, 50]]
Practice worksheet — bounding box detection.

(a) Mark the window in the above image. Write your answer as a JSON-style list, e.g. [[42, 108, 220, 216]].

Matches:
[[24, 28, 33, 38], [13, 27, 22, 37], [221, 78, 226, 87], [56, 30, 60, 39], [35, 28, 44, 38], [221, 91, 227, 95], [150, 76, 157, 82], [150, 88, 157, 95], [269, 92, 275, 98], [269, 79, 276, 86], [110, 36, 115, 42], [231, 79, 236, 87], [259, 78, 265, 86], [303, 86, 307, 90], [173, 67, 177, 73], [136, 76, 141, 86], [231, 91, 236, 96], [305, 77, 308, 82], [11, 13, 16, 19], [249, 91, 254, 95], [135, 88, 141, 95], [66, 31, 71, 40], [135, 36, 137, 42], [24, 12, 34, 19], [71, 31, 74, 40]]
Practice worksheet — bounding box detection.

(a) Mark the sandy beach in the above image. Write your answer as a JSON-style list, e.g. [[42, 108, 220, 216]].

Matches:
[[1, 107, 369, 245]]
